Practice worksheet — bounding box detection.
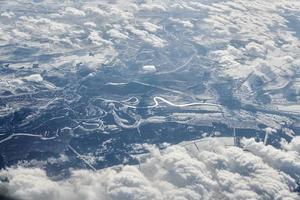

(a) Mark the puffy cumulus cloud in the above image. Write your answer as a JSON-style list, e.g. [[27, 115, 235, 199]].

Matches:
[[83, 5, 107, 17], [285, 137, 300, 152], [169, 18, 194, 29], [107, 29, 128, 40], [50, 47, 116, 71], [63, 7, 86, 17], [139, 3, 167, 12], [126, 25, 166, 48], [88, 30, 112, 46], [245, 42, 266, 58], [142, 22, 161, 33], [84, 21, 97, 28], [0, 28, 12, 45], [141, 65, 157, 74], [22, 74, 43, 83], [1, 11, 15, 18], [242, 138, 300, 180], [1, 137, 300, 200], [0, 0, 171, 72], [189, 0, 300, 87]]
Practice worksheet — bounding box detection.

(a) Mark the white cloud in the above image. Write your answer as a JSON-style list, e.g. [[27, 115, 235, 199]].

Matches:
[[107, 29, 128, 40], [1, 137, 300, 200], [0, 28, 12, 45], [192, 0, 300, 99], [23, 74, 43, 82], [88, 31, 111, 46], [169, 18, 194, 28], [83, 6, 107, 17], [245, 42, 266, 58], [242, 138, 300, 180], [64, 7, 86, 17], [286, 137, 300, 152], [141, 65, 157, 74], [139, 4, 166, 12], [1, 11, 15, 18], [142, 22, 161, 33], [84, 22, 97, 28], [50, 47, 116, 71], [126, 25, 166, 48]]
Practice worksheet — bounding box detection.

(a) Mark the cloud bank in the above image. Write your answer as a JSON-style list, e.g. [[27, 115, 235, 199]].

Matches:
[[1, 137, 300, 200]]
